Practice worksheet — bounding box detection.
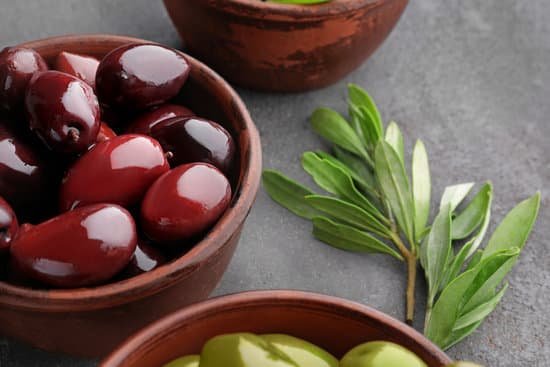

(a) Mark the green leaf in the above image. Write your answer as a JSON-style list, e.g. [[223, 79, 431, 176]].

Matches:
[[443, 321, 483, 350], [333, 146, 376, 189], [422, 204, 452, 306], [385, 121, 405, 164], [452, 183, 492, 240], [310, 108, 370, 163], [305, 195, 389, 237], [412, 139, 431, 241], [461, 249, 519, 313], [347, 84, 383, 133], [301, 152, 386, 223], [426, 249, 518, 348], [262, 170, 319, 220], [314, 151, 375, 193], [312, 216, 403, 260], [465, 251, 483, 272], [349, 104, 382, 150], [454, 283, 509, 330], [375, 141, 415, 243], [440, 183, 475, 212], [483, 192, 541, 258], [462, 186, 493, 259], [440, 240, 474, 291]]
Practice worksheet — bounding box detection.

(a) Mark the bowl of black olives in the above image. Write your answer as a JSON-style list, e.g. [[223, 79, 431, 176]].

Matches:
[[0, 34, 261, 357]]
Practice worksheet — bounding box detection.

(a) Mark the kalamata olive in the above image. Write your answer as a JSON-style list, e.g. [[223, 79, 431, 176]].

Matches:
[[141, 163, 231, 242], [163, 355, 200, 367], [199, 333, 296, 367], [96, 43, 190, 110], [0, 47, 48, 112], [25, 70, 100, 153], [119, 237, 167, 277], [0, 124, 51, 218], [126, 104, 194, 135], [0, 196, 18, 252], [60, 134, 169, 211], [262, 334, 338, 367], [151, 117, 235, 174], [340, 341, 427, 367], [96, 121, 117, 143], [55, 51, 99, 90], [10, 204, 137, 288]]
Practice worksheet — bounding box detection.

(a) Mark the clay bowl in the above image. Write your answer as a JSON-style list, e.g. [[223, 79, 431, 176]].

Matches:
[[101, 290, 452, 366], [0, 34, 261, 357], [163, 0, 409, 92]]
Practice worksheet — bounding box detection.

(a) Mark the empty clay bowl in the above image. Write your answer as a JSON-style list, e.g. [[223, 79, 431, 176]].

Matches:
[[100, 290, 452, 367], [0, 34, 261, 357], [163, 0, 409, 92]]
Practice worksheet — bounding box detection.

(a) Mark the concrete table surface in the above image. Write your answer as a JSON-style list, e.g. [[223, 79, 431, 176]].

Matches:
[[0, 1, 548, 366]]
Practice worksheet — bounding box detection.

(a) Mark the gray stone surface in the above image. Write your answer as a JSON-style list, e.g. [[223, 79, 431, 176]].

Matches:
[[0, 0, 548, 366]]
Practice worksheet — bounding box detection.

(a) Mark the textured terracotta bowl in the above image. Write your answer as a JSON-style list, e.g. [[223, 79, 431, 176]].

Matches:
[[101, 291, 452, 367], [163, 0, 409, 92], [0, 34, 261, 358]]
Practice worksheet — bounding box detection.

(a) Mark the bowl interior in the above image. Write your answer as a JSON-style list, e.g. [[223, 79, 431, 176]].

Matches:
[[0, 35, 260, 311], [102, 291, 451, 367]]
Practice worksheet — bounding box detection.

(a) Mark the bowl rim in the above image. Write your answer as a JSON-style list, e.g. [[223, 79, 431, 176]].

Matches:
[[0, 34, 262, 312], [100, 290, 453, 366], [169, 0, 389, 19]]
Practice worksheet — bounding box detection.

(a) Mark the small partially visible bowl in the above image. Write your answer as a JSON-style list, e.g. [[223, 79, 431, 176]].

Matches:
[[100, 290, 452, 367], [163, 0, 409, 92], [0, 34, 261, 357]]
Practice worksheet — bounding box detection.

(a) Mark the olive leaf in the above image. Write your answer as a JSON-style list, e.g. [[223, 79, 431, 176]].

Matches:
[[385, 121, 405, 164], [375, 140, 415, 243], [314, 151, 375, 193], [347, 83, 383, 133], [310, 108, 371, 164], [262, 170, 320, 219], [483, 192, 541, 258], [301, 152, 386, 223], [422, 204, 452, 306], [412, 139, 431, 241], [305, 195, 390, 238], [454, 283, 509, 330], [333, 146, 376, 189], [440, 183, 475, 212], [312, 216, 403, 260], [349, 104, 382, 151], [426, 249, 519, 348], [452, 184, 492, 240]]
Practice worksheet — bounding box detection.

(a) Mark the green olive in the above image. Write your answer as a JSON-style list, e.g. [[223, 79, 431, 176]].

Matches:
[[445, 363, 484, 367], [340, 341, 427, 367], [162, 355, 199, 367], [262, 334, 338, 367], [199, 333, 298, 367]]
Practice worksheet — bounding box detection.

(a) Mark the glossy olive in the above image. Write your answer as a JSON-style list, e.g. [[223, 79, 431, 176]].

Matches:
[[55, 51, 99, 90], [0, 124, 51, 217], [60, 134, 169, 211], [140, 163, 231, 242], [340, 341, 427, 367], [199, 333, 296, 367], [96, 43, 190, 110], [0, 47, 48, 112], [119, 237, 167, 278], [0, 196, 18, 252], [25, 70, 100, 153], [262, 334, 338, 367], [96, 121, 117, 143], [126, 104, 194, 135], [151, 117, 235, 174], [163, 355, 200, 367], [10, 204, 137, 288]]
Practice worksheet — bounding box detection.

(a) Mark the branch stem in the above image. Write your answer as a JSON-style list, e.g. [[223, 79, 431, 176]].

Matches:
[[406, 254, 417, 325]]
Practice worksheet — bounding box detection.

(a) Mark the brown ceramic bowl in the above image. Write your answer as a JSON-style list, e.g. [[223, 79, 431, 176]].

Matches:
[[0, 34, 261, 357], [101, 290, 452, 367], [163, 0, 409, 92]]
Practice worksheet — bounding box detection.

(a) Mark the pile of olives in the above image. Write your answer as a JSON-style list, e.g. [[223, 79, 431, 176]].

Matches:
[[0, 43, 235, 288], [164, 333, 482, 367]]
